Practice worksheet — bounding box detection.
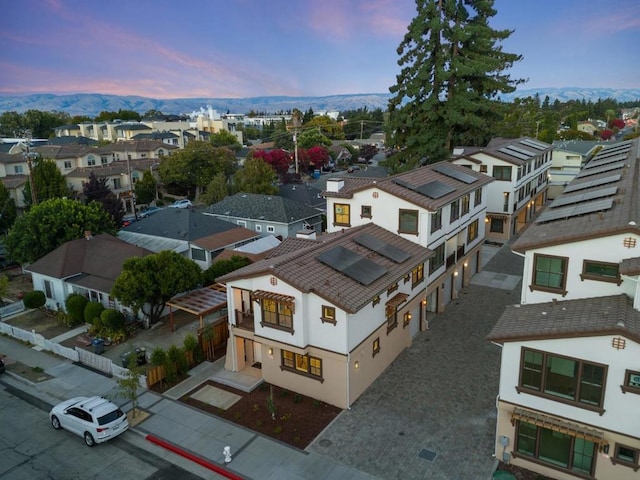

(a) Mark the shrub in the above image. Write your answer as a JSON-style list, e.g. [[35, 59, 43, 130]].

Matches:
[[183, 333, 203, 363], [23, 290, 46, 309], [167, 345, 188, 376], [100, 308, 125, 331], [150, 347, 167, 367], [293, 394, 303, 404], [84, 301, 104, 325], [273, 425, 283, 435], [66, 293, 88, 324]]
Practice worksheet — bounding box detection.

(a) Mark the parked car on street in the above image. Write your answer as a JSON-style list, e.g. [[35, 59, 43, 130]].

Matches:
[[139, 206, 163, 218], [347, 165, 361, 173], [121, 214, 137, 227], [168, 199, 192, 209], [49, 396, 129, 447]]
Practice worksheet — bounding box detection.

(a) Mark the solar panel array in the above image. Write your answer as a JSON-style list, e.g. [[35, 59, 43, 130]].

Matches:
[[505, 145, 537, 157], [536, 198, 614, 223], [498, 147, 529, 160], [593, 148, 629, 160], [317, 245, 387, 285], [549, 186, 617, 208], [520, 139, 549, 150], [576, 162, 625, 178], [354, 233, 411, 263], [393, 178, 456, 199], [431, 163, 478, 184], [585, 154, 628, 169], [564, 174, 621, 193]]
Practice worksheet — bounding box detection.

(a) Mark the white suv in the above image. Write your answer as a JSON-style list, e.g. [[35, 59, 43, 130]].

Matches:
[[50, 396, 129, 446]]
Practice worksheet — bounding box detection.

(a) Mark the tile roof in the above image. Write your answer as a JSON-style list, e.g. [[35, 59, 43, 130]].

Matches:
[[207, 193, 322, 223], [487, 294, 640, 344], [323, 161, 493, 211], [620, 256, 640, 276], [66, 158, 161, 178], [120, 208, 257, 244], [512, 139, 640, 252], [218, 223, 433, 313], [25, 233, 153, 292], [1, 175, 27, 189]]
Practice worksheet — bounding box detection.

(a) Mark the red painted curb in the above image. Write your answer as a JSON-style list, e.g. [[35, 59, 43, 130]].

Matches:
[[146, 434, 244, 480]]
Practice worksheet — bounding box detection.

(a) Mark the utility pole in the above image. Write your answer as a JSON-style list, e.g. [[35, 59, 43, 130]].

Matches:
[[360, 120, 364, 140], [125, 149, 137, 219], [293, 132, 299, 175], [24, 130, 38, 206]]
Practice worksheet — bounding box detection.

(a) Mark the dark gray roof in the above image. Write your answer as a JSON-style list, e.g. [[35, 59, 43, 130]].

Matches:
[[121, 208, 252, 242], [48, 136, 98, 146], [132, 132, 178, 140], [279, 184, 326, 211], [207, 193, 322, 223], [218, 223, 433, 313], [488, 294, 640, 344], [552, 140, 606, 156]]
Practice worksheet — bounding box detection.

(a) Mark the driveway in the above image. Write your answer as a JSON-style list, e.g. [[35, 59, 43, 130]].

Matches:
[[307, 243, 524, 480]]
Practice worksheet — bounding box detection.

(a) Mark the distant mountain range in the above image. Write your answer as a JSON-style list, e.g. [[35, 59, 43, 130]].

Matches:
[[0, 88, 638, 117]]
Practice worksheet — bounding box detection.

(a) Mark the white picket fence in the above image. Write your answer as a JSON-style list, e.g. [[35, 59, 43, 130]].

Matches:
[[0, 321, 147, 388]]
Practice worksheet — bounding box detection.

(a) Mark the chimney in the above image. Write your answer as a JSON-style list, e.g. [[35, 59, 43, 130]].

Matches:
[[326, 178, 345, 193], [297, 228, 317, 240]]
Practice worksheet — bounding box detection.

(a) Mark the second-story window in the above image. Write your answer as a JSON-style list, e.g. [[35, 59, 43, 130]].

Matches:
[[398, 209, 418, 235], [467, 219, 479, 243], [532, 254, 568, 294], [429, 243, 445, 274], [450, 199, 460, 222], [113, 178, 121, 190], [64, 161, 72, 169], [334, 203, 350, 226], [474, 188, 482, 207], [14, 165, 23, 174], [431, 208, 442, 233], [361, 205, 372, 218], [493, 166, 512, 181], [321, 305, 336, 325], [412, 264, 425, 287], [87, 155, 96, 166], [461, 194, 470, 215], [261, 298, 293, 331]]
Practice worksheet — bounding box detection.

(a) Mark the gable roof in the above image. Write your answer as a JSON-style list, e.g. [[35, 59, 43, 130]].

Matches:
[[207, 193, 322, 224], [25, 233, 153, 292], [487, 294, 640, 345], [512, 139, 639, 252], [119, 208, 258, 247], [323, 161, 493, 211], [218, 223, 432, 313], [279, 183, 326, 211]]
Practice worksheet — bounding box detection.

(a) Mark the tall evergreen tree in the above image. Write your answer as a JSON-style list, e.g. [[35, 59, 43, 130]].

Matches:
[[23, 157, 71, 206], [83, 171, 125, 228], [388, 0, 524, 169]]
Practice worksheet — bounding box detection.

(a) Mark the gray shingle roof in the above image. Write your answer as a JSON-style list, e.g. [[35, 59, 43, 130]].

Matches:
[[218, 223, 433, 313], [512, 139, 640, 252], [207, 193, 322, 223], [487, 294, 640, 344]]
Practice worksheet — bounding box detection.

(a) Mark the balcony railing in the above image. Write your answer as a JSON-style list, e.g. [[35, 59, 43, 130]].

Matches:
[[235, 310, 255, 331]]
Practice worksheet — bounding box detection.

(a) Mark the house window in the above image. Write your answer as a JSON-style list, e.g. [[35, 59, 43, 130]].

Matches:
[[261, 298, 293, 331], [132, 172, 140, 184], [101, 156, 109, 165], [361, 205, 372, 218], [518, 348, 606, 411], [467, 219, 479, 243], [581, 260, 620, 284], [256, 225, 262, 232], [266, 225, 275, 233], [461, 194, 470, 215], [503, 192, 510, 212], [321, 305, 336, 325], [431, 208, 442, 233], [411, 264, 424, 287], [515, 421, 596, 476], [191, 248, 206, 261], [44, 280, 53, 299], [113, 178, 121, 190], [612, 444, 640, 470], [480, 165, 488, 173], [474, 188, 482, 207], [237, 220, 247, 227], [64, 161, 72, 169], [87, 155, 96, 166], [372, 337, 380, 357], [281, 350, 323, 380], [532, 254, 568, 294], [386, 305, 398, 333], [403, 312, 412, 328], [429, 243, 445, 274], [622, 369, 640, 394], [489, 217, 504, 233], [14, 165, 23, 174], [450, 200, 460, 222], [398, 209, 418, 235], [493, 166, 512, 181], [334, 203, 350, 226]]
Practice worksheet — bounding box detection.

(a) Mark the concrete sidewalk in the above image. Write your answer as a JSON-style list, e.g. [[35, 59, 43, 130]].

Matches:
[[0, 335, 377, 480]]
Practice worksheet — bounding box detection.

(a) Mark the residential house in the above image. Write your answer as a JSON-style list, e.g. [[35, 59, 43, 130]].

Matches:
[[117, 208, 260, 269], [25, 233, 153, 315], [487, 139, 640, 479], [450, 137, 552, 243], [206, 193, 324, 239], [217, 223, 433, 409], [278, 183, 326, 212], [577, 121, 599, 136], [548, 140, 605, 199], [322, 161, 493, 315]]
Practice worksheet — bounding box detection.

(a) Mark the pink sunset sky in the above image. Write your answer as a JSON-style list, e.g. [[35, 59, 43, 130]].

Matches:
[[1, 0, 639, 99]]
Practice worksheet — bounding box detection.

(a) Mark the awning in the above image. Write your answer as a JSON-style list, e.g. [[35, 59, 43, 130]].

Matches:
[[251, 290, 295, 313], [385, 292, 409, 310], [511, 408, 606, 445]]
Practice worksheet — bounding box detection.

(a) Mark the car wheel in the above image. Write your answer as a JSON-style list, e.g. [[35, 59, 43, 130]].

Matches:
[[84, 432, 95, 447], [51, 415, 61, 430]]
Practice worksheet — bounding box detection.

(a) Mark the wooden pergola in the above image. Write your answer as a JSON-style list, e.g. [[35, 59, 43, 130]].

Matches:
[[165, 283, 228, 331]]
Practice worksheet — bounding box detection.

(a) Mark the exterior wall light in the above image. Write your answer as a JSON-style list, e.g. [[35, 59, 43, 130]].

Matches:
[[354, 361, 359, 369]]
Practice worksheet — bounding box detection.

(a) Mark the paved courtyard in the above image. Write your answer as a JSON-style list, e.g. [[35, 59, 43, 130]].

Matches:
[[307, 242, 524, 480]]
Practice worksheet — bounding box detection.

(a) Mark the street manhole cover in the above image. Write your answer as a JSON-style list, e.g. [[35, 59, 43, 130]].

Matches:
[[418, 448, 437, 462], [319, 439, 332, 447]]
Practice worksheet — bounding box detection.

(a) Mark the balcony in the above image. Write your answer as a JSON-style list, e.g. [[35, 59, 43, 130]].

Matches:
[[235, 310, 255, 331], [446, 244, 466, 269]]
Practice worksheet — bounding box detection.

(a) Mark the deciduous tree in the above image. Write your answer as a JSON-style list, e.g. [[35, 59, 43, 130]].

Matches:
[[210, 129, 242, 151], [83, 171, 125, 227], [4, 198, 116, 264], [0, 181, 17, 233], [388, 0, 523, 169], [23, 157, 71, 206], [232, 158, 278, 195], [111, 250, 202, 325]]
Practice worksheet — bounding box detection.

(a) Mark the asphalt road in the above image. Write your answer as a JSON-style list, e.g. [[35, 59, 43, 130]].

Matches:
[[0, 383, 210, 480]]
